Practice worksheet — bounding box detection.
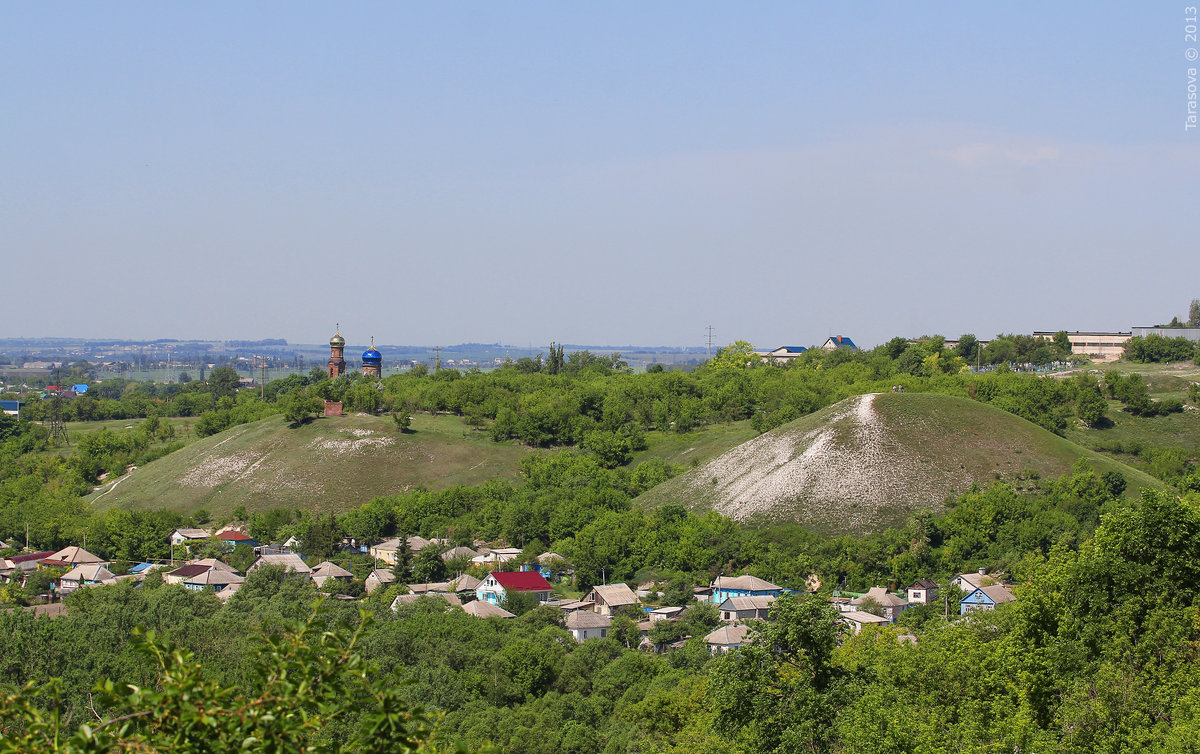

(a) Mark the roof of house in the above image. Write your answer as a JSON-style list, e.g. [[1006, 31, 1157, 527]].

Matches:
[[536, 552, 567, 564], [172, 528, 212, 540], [440, 546, 478, 561], [8, 551, 54, 564], [649, 606, 686, 617], [719, 595, 777, 612], [705, 624, 751, 646], [711, 575, 781, 592], [185, 569, 245, 587], [588, 583, 638, 606], [61, 563, 115, 582], [852, 587, 909, 608], [407, 581, 453, 594], [908, 579, 939, 590], [461, 600, 515, 619], [167, 564, 211, 579], [310, 561, 353, 578], [551, 599, 595, 612], [446, 573, 482, 592], [49, 546, 105, 565], [216, 530, 254, 542], [839, 610, 889, 624], [971, 585, 1016, 604], [391, 592, 461, 609], [825, 336, 858, 349], [488, 571, 553, 592], [770, 346, 808, 354], [366, 569, 396, 584], [190, 558, 237, 572], [953, 572, 995, 591], [250, 553, 311, 574], [566, 611, 612, 630]]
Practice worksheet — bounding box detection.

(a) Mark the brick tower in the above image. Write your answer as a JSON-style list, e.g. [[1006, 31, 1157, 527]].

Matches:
[[328, 327, 346, 378]]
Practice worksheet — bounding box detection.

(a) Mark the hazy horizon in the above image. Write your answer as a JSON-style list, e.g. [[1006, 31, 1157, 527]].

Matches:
[[3, 4, 1196, 350]]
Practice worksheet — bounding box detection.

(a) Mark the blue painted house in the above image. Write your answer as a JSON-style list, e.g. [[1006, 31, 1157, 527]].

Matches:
[[710, 575, 782, 604], [960, 585, 1016, 615], [0, 400, 23, 416]]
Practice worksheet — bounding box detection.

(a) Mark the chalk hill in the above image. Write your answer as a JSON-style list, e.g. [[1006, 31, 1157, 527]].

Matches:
[[89, 413, 536, 516], [637, 392, 1157, 534]]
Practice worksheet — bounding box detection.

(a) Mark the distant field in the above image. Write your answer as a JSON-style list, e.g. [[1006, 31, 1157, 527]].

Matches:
[[87, 413, 539, 516]]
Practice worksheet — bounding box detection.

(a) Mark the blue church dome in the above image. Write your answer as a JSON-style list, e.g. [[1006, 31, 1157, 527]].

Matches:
[[362, 340, 382, 363]]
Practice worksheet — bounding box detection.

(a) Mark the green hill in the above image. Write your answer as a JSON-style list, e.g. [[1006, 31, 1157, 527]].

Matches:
[[636, 392, 1160, 535], [88, 413, 538, 516]]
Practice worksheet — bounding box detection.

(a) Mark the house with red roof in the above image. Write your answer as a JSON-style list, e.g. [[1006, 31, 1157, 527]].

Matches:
[[475, 570, 553, 606], [216, 530, 258, 550]]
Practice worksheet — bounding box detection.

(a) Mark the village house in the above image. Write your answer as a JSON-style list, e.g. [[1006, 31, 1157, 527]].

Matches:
[[249, 553, 311, 576], [549, 598, 595, 614], [710, 575, 781, 604], [960, 585, 1016, 615], [585, 583, 639, 616], [0, 551, 54, 583], [310, 561, 354, 588], [755, 345, 808, 363], [439, 546, 478, 562], [168, 528, 211, 547], [951, 569, 998, 593], [475, 571, 553, 605], [839, 610, 889, 635], [851, 587, 910, 623], [42, 546, 107, 570], [59, 563, 116, 594], [471, 547, 522, 567], [905, 579, 939, 604], [719, 595, 776, 623], [821, 336, 858, 351], [566, 611, 612, 642], [181, 568, 244, 593], [369, 535, 444, 564], [705, 624, 751, 654], [445, 573, 482, 597], [461, 600, 515, 619], [216, 530, 258, 550], [391, 592, 461, 610], [647, 606, 685, 623], [364, 568, 396, 595]]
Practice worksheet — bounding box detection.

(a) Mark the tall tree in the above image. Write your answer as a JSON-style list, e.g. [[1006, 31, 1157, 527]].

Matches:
[[1190, 298, 1200, 327]]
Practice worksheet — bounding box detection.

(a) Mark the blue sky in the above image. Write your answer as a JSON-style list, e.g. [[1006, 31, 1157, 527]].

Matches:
[[2, 3, 1196, 349]]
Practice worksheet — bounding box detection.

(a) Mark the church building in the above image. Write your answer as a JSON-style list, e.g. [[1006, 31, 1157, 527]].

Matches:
[[327, 327, 384, 379]]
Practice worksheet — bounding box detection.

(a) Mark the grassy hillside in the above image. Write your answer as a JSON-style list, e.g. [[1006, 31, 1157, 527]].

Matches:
[[88, 413, 539, 516], [637, 392, 1159, 535], [632, 420, 758, 468]]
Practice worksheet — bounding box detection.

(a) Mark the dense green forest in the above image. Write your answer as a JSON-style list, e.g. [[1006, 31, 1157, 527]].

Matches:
[[2, 337, 1199, 751]]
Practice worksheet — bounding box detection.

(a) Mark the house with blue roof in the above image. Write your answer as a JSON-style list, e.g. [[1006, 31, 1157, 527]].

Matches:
[[758, 346, 809, 363], [821, 336, 858, 351], [710, 575, 782, 604], [0, 400, 23, 416]]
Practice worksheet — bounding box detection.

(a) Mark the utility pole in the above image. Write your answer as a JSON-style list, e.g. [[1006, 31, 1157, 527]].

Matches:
[[434, 346, 440, 372], [259, 355, 266, 399], [705, 325, 715, 359]]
